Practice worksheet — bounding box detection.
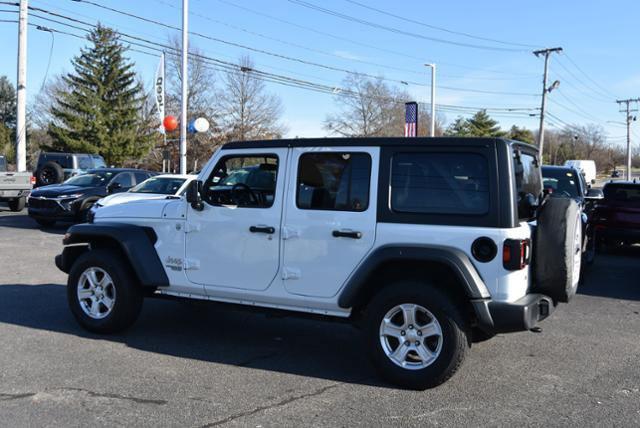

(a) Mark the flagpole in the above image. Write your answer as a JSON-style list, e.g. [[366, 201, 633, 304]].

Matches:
[[179, 0, 188, 174], [163, 52, 168, 173]]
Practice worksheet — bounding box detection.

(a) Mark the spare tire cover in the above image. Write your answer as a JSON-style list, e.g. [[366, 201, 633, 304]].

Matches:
[[37, 161, 64, 186], [533, 197, 582, 303]]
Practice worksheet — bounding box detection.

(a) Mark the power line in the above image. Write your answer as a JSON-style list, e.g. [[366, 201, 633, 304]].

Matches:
[[64, 0, 539, 97], [154, 0, 535, 83], [287, 0, 527, 52], [208, 0, 539, 77], [342, 0, 539, 49], [564, 53, 619, 100], [554, 56, 614, 101]]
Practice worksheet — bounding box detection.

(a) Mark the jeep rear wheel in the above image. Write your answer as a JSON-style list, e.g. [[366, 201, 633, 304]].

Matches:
[[67, 249, 143, 334], [364, 281, 469, 390]]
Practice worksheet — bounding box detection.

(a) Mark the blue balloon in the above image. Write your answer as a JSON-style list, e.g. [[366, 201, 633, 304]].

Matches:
[[187, 120, 196, 134]]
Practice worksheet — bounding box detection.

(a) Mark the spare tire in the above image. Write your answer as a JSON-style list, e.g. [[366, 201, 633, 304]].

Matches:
[[36, 161, 64, 186], [533, 197, 582, 303]]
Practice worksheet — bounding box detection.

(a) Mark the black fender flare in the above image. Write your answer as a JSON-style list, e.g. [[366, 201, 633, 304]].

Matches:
[[337, 245, 491, 309], [55, 222, 169, 288]]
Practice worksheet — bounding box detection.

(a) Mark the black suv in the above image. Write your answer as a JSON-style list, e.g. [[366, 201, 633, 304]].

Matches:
[[542, 165, 604, 264], [28, 168, 156, 226], [34, 152, 107, 187]]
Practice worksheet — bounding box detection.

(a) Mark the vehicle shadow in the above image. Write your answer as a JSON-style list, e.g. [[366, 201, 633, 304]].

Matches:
[[0, 283, 384, 387], [0, 211, 69, 235], [578, 246, 640, 301]]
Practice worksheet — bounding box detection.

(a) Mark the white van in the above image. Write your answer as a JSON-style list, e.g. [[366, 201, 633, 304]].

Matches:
[[565, 160, 596, 184]]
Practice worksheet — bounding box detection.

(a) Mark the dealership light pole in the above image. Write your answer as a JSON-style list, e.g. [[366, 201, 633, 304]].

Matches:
[[616, 98, 640, 181], [425, 63, 436, 137], [180, 0, 188, 174], [15, 0, 28, 172]]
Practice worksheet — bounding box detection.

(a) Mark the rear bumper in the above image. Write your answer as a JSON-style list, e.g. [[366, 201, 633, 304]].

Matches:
[[0, 189, 30, 201], [472, 293, 555, 334]]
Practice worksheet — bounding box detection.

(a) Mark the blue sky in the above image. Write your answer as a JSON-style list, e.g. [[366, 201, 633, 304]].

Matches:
[[1, 0, 638, 144]]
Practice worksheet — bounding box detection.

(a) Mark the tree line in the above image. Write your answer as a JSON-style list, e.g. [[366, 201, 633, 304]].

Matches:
[[0, 24, 636, 173]]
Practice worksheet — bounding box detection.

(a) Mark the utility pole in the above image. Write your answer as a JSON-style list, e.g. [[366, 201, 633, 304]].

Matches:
[[15, 0, 28, 172], [425, 63, 436, 137], [533, 47, 562, 164], [180, 0, 188, 174], [616, 98, 639, 181]]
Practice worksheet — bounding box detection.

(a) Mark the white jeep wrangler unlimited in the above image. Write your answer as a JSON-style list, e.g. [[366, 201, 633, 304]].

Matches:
[[56, 138, 582, 389]]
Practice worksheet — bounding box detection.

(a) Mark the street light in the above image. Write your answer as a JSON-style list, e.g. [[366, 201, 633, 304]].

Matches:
[[424, 63, 436, 137]]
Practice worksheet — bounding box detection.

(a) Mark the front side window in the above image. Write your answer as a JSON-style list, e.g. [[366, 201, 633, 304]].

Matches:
[[296, 152, 371, 212], [204, 155, 278, 208], [111, 172, 133, 188], [390, 152, 489, 215]]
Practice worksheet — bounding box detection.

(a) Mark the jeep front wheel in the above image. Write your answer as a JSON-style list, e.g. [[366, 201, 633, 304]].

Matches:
[[67, 249, 143, 334], [364, 281, 469, 389]]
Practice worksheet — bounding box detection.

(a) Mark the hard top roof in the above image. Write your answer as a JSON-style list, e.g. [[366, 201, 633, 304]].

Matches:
[[222, 137, 538, 151]]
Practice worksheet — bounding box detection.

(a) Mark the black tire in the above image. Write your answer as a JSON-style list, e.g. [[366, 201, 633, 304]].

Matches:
[[36, 161, 64, 186], [363, 281, 469, 390], [67, 249, 143, 334], [34, 218, 56, 227], [8, 197, 25, 212], [533, 198, 582, 303]]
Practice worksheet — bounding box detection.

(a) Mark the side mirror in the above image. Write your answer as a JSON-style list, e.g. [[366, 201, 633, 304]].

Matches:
[[591, 179, 596, 185], [107, 182, 121, 193], [585, 188, 604, 200], [186, 180, 204, 211]]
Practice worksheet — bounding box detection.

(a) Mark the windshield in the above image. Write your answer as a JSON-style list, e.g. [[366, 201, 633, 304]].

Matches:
[[64, 171, 115, 187], [130, 177, 187, 195], [542, 168, 580, 198]]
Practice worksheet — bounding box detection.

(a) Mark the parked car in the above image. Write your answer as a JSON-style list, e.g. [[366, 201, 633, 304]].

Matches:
[[55, 137, 582, 389], [564, 160, 597, 184], [0, 155, 34, 212], [34, 152, 106, 187], [28, 168, 156, 226], [542, 165, 603, 264], [592, 181, 640, 250], [611, 169, 621, 178], [91, 174, 196, 213]]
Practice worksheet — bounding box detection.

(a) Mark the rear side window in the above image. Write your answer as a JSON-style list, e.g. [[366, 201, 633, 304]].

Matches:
[[77, 155, 93, 170], [134, 172, 150, 184], [297, 152, 371, 212], [514, 151, 541, 199], [390, 152, 489, 215]]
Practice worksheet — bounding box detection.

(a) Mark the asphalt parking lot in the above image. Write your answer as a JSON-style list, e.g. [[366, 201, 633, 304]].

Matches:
[[1, 207, 639, 427]]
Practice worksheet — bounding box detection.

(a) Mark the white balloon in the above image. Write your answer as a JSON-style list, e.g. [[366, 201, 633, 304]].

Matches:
[[194, 117, 210, 133]]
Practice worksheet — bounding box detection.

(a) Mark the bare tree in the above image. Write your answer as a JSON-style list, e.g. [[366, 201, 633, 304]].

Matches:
[[218, 56, 285, 141], [325, 74, 408, 137], [324, 74, 443, 137]]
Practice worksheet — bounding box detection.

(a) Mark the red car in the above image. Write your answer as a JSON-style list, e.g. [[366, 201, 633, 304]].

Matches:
[[593, 181, 640, 249]]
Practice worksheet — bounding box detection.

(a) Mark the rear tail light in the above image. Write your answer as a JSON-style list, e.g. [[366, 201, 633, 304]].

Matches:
[[30, 176, 36, 185], [503, 239, 530, 270]]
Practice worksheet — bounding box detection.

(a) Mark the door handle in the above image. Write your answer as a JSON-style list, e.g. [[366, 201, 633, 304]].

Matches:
[[250, 225, 275, 234], [332, 230, 362, 239]]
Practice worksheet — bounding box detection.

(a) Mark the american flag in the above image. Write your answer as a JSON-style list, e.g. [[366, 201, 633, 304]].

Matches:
[[404, 102, 418, 137]]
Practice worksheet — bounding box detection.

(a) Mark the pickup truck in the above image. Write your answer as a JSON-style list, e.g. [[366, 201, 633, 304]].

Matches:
[[0, 155, 34, 211]]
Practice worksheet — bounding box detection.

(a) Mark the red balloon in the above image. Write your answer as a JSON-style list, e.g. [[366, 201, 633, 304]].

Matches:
[[163, 115, 178, 132]]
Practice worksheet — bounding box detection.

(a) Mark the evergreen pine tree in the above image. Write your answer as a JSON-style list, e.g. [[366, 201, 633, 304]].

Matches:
[[467, 110, 505, 137], [48, 25, 152, 165], [507, 125, 534, 144], [444, 116, 471, 136]]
